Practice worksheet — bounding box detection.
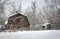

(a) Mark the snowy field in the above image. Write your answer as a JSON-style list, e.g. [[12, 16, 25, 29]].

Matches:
[[0, 30, 60, 39]]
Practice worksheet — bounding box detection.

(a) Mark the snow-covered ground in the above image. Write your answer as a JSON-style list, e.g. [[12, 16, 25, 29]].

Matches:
[[0, 30, 60, 39]]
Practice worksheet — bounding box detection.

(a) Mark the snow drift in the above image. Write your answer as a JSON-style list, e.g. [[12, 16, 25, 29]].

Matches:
[[0, 30, 60, 39]]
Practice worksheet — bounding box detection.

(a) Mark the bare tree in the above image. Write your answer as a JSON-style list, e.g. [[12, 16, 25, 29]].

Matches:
[[10, 1, 22, 14], [30, 1, 37, 30], [0, 0, 9, 25], [24, 1, 37, 30], [43, 0, 60, 29]]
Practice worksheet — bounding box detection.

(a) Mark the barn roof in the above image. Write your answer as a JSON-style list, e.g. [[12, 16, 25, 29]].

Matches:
[[42, 23, 52, 26], [8, 13, 27, 20]]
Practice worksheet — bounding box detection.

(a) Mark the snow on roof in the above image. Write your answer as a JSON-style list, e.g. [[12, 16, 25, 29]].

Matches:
[[8, 13, 17, 17], [8, 13, 24, 17], [42, 23, 52, 26]]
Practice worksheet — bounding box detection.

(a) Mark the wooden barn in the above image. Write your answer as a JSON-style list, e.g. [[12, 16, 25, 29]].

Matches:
[[5, 12, 30, 30]]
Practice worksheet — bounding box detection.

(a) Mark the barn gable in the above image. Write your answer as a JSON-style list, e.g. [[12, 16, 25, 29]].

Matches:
[[5, 13, 30, 30]]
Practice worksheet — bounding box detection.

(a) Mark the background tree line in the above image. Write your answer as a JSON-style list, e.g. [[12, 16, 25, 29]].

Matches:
[[0, 0, 60, 30]]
